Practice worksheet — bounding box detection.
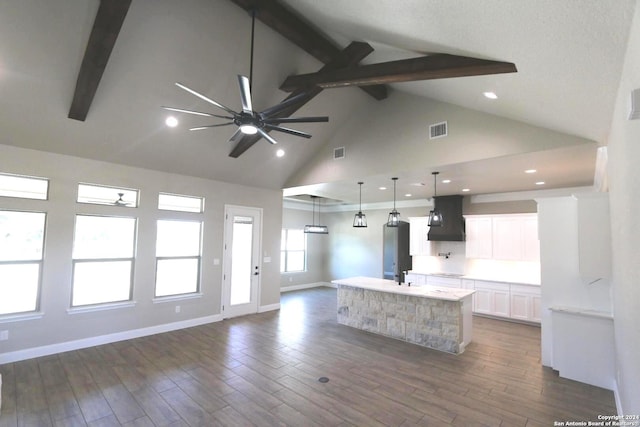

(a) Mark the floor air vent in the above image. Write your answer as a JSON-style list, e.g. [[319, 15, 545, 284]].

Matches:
[[429, 121, 448, 139], [334, 146, 345, 159]]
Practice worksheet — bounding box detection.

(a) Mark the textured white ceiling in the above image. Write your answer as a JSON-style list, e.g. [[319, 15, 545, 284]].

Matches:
[[0, 0, 635, 202]]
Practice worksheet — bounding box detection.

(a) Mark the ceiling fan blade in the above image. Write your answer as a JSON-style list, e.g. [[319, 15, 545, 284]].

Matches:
[[257, 128, 279, 145], [189, 123, 234, 131], [238, 75, 253, 114], [175, 82, 238, 116], [263, 124, 312, 139], [259, 91, 310, 118], [262, 116, 329, 124], [229, 128, 244, 142], [162, 106, 232, 120]]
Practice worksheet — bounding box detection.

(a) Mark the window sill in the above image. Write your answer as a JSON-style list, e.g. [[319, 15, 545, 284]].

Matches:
[[67, 300, 136, 315], [0, 311, 45, 323], [152, 293, 203, 304]]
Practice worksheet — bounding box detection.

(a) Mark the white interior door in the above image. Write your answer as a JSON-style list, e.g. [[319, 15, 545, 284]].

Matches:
[[222, 205, 262, 318]]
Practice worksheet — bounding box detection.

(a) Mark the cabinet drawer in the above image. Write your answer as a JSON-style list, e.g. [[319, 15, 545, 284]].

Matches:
[[427, 276, 462, 288]]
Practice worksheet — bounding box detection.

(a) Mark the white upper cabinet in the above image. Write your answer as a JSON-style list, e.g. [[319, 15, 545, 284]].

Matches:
[[493, 216, 524, 260], [465, 216, 493, 259], [465, 214, 539, 262], [409, 217, 432, 256], [522, 215, 540, 262]]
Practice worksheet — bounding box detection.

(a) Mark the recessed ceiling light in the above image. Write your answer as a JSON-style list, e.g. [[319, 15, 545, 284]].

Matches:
[[442, 179, 451, 184], [536, 181, 545, 185], [379, 186, 387, 191], [405, 193, 412, 197], [276, 149, 285, 157], [525, 169, 537, 174], [483, 91, 498, 99], [165, 116, 178, 127], [462, 188, 470, 192]]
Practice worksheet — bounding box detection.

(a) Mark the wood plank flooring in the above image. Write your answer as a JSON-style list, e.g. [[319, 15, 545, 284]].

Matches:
[[0, 287, 616, 426]]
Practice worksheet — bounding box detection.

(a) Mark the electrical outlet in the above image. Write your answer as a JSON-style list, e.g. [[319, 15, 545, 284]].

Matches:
[[0, 330, 8, 341], [175, 306, 181, 314]]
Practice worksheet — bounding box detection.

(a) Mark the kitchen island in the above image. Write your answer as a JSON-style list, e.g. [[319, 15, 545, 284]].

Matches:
[[333, 276, 475, 354]]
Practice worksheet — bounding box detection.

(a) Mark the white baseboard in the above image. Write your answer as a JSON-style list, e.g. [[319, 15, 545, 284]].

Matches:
[[258, 303, 280, 313], [614, 383, 623, 416], [0, 314, 222, 364], [281, 282, 335, 293]]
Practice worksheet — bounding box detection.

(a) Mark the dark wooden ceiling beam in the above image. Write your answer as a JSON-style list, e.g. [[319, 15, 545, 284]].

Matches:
[[228, 0, 387, 101], [229, 41, 377, 158], [68, 0, 132, 121], [280, 54, 518, 91]]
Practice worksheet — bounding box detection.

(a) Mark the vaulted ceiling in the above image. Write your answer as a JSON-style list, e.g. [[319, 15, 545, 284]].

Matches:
[[0, 0, 635, 203]]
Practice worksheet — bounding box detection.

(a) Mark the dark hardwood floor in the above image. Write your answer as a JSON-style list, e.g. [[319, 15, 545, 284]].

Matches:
[[0, 287, 616, 426]]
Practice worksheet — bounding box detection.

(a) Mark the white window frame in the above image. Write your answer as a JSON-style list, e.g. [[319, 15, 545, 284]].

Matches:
[[0, 172, 49, 200], [281, 228, 307, 273], [0, 209, 46, 318], [71, 214, 137, 308], [158, 192, 205, 213], [77, 183, 139, 208], [154, 219, 203, 298]]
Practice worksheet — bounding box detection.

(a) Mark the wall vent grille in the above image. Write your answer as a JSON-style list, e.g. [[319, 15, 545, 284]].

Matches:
[[429, 121, 448, 139], [334, 147, 345, 159]]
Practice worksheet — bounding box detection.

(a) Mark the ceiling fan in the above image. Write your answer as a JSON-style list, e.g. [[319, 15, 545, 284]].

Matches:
[[113, 192, 132, 206], [162, 10, 328, 150]]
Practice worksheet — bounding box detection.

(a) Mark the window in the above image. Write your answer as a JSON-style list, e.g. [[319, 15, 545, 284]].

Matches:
[[0, 173, 49, 200], [0, 210, 46, 315], [155, 220, 202, 297], [158, 193, 204, 213], [77, 183, 138, 207], [71, 215, 137, 307], [281, 229, 306, 272]]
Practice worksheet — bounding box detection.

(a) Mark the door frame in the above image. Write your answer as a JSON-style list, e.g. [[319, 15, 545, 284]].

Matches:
[[221, 204, 263, 319]]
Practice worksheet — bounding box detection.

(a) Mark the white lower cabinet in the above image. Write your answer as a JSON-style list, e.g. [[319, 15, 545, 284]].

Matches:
[[405, 273, 426, 286], [470, 280, 540, 323], [407, 275, 541, 323], [473, 281, 511, 318], [426, 276, 462, 288], [510, 284, 542, 323]]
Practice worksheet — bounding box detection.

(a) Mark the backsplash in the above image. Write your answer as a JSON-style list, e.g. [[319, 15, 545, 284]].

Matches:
[[411, 241, 541, 284], [412, 241, 466, 274]]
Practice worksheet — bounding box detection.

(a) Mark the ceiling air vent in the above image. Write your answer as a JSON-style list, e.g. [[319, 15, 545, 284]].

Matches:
[[429, 121, 448, 139], [333, 146, 345, 159]]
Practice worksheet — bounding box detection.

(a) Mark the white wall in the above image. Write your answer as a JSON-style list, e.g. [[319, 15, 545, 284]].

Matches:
[[286, 90, 596, 189], [606, 0, 640, 414], [0, 144, 283, 361]]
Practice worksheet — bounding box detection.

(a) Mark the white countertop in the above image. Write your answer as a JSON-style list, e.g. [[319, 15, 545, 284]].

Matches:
[[332, 276, 475, 301], [410, 271, 540, 286], [550, 306, 613, 320]]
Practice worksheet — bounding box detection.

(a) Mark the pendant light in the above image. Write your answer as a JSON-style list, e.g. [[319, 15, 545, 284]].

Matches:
[[387, 177, 401, 227], [428, 171, 443, 227], [353, 181, 367, 228], [304, 195, 329, 234]]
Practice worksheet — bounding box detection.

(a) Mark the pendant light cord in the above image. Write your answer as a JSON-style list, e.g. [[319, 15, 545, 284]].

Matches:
[[392, 177, 397, 210], [432, 171, 439, 198]]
